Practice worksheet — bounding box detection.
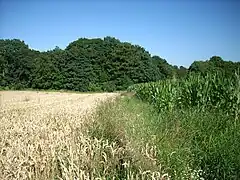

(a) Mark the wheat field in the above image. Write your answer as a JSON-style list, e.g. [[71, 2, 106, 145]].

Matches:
[[0, 91, 120, 180]]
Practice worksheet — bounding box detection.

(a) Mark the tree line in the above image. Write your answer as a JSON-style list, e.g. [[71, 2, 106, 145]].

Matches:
[[0, 37, 239, 91]]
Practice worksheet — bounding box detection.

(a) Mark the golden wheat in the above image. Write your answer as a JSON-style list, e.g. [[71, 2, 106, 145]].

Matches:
[[0, 91, 169, 180]]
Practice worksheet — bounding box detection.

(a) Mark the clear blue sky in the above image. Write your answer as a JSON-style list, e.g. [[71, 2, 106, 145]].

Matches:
[[0, 0, 239, 67]]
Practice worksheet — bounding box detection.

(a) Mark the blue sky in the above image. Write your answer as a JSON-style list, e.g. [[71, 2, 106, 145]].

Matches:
[[0, 0, 239, 67]]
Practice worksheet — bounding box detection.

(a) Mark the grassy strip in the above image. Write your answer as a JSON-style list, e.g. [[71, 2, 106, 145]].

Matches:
[[89, 96, 170, 179], [90, 96, 240, 179]]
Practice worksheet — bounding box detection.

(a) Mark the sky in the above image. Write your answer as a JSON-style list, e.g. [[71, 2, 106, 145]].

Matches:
[[0, 0, 239, 67]]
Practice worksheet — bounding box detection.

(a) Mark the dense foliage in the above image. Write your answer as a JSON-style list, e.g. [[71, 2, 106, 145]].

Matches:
[[189, 56, 240, 78], [0, 37, 239, 91], [128, 73, 240, 179], [0, 37, 179, 91]]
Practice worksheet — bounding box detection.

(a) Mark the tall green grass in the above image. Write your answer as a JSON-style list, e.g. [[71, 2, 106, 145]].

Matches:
[[91, 96, 240, 179], [89, 97, 171, 179]]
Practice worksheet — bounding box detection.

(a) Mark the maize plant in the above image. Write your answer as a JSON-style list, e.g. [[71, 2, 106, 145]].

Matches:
[[128, 72, 240, 118]]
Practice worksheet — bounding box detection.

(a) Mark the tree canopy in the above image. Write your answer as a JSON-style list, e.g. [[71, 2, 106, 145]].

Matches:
[[0, 37, 239, 91], [189, 56, 240, 77]]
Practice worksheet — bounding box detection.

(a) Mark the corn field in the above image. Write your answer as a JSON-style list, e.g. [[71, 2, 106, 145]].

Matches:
[[128, 72, 240, 119]]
